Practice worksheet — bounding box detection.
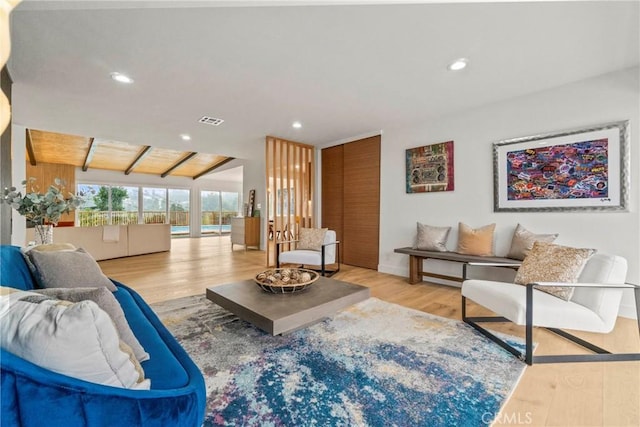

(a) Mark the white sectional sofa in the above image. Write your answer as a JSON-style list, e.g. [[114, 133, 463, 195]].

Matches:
[[25, 224, 171, 260]]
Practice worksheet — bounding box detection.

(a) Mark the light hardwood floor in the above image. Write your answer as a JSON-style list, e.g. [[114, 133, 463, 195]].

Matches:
[[99, 236, 640, 426]]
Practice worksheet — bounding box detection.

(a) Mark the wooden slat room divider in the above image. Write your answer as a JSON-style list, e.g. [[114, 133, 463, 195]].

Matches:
[[265, 136, 315, 267]]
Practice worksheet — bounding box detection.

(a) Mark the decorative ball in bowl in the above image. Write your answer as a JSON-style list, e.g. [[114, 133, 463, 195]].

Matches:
[[254, 268, 320, 293]]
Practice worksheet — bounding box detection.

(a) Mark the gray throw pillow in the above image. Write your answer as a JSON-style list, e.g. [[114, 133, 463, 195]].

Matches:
[[21, 243, 77, 276], [413, 223, 451, 252], [506, 224, 559, 260], [26, 248, 117, 292], [35, 287, 149, 362]]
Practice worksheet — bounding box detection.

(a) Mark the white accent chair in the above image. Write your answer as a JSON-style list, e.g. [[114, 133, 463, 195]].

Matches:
[[276, 230, 340, 277], [461, 253, 640, 364]]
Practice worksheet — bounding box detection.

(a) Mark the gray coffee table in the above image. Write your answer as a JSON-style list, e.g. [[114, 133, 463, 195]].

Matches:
[[206, 276, 370, 335]]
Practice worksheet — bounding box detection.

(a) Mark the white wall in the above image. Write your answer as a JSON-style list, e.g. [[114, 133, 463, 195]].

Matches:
[[378, 67, 639, 318], [10, 124, 26, 246], [240, 156, 267, 250]]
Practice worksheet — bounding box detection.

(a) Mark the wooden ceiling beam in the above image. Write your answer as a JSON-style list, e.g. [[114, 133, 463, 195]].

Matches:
[[81, 137, 97, 171], [161, 152, 197, 178], [192, 157, 235, 180], [125, 145, 153, 175], [26, 129, 37, 166]]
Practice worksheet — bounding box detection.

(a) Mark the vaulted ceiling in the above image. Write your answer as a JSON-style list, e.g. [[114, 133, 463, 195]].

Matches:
[[8, 1, 639, 160], [26, 129, 234, 179]]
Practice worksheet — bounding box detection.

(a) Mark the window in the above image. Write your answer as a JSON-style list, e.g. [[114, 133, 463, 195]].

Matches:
[[142, 187, 167, 224], [169, 188, 190, 235], [77, 184, 138, 226], [201, 190, 240, 234], [111, 186, 138, 225], [201, 190, 220, 234], [77, 182, 236, 237], [77, 184, 107, 226], [220, 192, 239, 233]]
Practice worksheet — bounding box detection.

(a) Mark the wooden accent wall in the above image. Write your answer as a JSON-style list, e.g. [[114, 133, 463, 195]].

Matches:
[[322, 135, 380, 270], [265, 136, 315, 266], [25, 161, 76, 226], [321, 144, 344, 249]]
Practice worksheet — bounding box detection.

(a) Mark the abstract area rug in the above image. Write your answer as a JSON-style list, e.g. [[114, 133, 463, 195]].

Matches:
[[152, 295, 526, 426]]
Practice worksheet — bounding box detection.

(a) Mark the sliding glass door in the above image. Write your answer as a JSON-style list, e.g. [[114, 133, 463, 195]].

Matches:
[[201, 190, 239, 235], [77, 182, 238, 237], [168, 189, 190, 235], [201, 191, 220, 235]]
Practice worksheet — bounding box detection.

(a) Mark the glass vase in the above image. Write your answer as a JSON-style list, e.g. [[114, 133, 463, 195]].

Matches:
[[34, 224, 54, 245]]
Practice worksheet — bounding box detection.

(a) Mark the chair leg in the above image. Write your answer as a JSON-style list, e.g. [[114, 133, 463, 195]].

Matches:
[[635, 286, 640, 333], [462, 292, 640, 364], [525, 284, 534, 365], [318, 245, 340, 277], [276, 243, 280, 268]]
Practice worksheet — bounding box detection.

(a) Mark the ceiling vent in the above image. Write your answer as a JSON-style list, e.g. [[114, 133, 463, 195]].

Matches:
[[198, 116, 224, 126]]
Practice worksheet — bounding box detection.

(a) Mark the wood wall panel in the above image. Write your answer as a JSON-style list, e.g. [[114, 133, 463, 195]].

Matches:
[[322, 135, 380, 270], [265, 136, 315, 266], [343, 136, 380, 269], [25, 162, 76, 225], [321, 144, 344, 252]]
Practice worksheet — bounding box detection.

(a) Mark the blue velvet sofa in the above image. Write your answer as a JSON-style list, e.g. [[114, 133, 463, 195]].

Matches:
[[0, 245, 206, 427]]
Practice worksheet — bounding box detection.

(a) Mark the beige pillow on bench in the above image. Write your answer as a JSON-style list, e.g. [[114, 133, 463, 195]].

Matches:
[[456, 222, 495, 256]]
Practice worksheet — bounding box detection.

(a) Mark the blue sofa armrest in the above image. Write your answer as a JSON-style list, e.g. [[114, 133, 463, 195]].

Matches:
[[1, 276, 206, 426]]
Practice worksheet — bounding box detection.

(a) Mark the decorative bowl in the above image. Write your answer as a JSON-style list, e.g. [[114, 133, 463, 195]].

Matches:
[[254, 268, 320, 293]]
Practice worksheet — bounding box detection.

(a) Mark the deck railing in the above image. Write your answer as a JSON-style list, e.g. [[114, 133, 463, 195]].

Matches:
[[77, 210, 238, 231]]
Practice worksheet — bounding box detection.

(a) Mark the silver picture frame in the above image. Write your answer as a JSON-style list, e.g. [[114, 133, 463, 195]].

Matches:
[[493, 120, 630, 212]]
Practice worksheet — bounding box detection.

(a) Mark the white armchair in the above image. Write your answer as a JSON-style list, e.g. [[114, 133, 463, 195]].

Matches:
[[461, 252, 640, 364], [276, 229, 340, 277]]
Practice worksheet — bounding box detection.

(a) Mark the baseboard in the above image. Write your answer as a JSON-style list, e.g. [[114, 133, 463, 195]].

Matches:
[[377, 264, 462, 288], [377, 263, 406, 277], [619, 302, 638, 320]]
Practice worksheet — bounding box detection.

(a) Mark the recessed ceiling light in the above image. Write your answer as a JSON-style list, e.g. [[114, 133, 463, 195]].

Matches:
[[180, 134, 191, 141], [447, 58, 468, 71], [110, 72, 134, 84], [292, 121, 302, 129]]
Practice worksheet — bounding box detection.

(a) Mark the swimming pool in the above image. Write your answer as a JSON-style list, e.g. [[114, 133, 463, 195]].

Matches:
[[171, 224, 231, 234]]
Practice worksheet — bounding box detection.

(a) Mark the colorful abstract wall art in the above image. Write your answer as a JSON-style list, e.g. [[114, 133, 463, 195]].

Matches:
[[406, 141, 454, 193], [506, 138, 609, 201], [493, 121, 629, 212]]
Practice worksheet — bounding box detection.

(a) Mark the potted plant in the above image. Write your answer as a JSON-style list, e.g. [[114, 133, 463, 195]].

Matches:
[[1, 177, 85, 244]]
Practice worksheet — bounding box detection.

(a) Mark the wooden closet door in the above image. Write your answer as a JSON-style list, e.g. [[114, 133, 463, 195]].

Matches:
[[321, 145, 344, 249], [342, 135, 380, 269]]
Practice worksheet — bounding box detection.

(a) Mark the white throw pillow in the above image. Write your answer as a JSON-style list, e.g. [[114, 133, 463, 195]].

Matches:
[[0, 290, 150, 390], [34, 287, 149, 362]]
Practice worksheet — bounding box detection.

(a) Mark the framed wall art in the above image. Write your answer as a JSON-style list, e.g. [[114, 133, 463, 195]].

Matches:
[[493, 120, 629, 212], [406, 140, 454, 193]]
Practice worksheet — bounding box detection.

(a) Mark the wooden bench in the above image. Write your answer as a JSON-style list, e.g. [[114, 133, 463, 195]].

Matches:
[[393, 247, 521, 284]]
